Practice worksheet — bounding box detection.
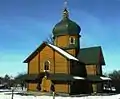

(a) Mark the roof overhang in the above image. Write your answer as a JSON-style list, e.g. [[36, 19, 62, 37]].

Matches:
[[48, 73, 85, 81], [100, 76, 112, 81], [87, 75, 112, 83], [24, 73, 85, 83]]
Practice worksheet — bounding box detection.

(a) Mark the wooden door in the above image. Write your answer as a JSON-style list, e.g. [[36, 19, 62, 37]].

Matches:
[[41, 76, 51, 92]]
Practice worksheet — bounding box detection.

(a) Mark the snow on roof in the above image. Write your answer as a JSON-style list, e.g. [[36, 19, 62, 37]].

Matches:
[[48, 43, 79, 61], [73, 76, 85, 80], [100, 76, 112, 80]]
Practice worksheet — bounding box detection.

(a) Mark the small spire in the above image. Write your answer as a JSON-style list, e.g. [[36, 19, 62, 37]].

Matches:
[[63, 0, 69, 19]]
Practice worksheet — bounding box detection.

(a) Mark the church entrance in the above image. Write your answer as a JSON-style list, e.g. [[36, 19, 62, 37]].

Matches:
[[41, 76, 51, 92]]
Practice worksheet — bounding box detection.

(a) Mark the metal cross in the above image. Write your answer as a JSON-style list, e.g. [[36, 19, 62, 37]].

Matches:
[[64, 0, 68, 9]]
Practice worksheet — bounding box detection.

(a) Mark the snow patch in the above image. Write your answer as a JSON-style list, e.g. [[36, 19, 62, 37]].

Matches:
[[0, 93, 120, 99], [73, 76, 85, 80], [100, 76, 112, 80]]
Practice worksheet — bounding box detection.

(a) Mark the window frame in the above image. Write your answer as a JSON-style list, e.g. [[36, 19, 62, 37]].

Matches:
[[43, 61, 50, 72], [69, 37, 75, 44]]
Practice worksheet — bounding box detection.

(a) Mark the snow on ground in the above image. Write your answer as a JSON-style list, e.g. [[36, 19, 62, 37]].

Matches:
[[0, 92, 120, 99], [0, 89, 120, 99]]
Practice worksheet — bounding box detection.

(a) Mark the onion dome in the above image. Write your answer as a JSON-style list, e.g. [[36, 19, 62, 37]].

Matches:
[[52, 8, 81, 37]]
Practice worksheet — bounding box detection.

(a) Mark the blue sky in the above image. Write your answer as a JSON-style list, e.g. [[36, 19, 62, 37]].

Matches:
[[0, 0, 120, 77]]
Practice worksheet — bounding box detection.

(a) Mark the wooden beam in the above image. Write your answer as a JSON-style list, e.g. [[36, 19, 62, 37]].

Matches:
[[38, 51, 40, 73]]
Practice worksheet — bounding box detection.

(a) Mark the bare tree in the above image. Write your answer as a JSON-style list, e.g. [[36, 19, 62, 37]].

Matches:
[[108, 70, 120, 93], [45, 34, 54, 44]]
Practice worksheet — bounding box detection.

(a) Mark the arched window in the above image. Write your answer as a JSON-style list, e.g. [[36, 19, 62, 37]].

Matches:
[[69, 37, 75, 44], [44, 61, 50, 72]]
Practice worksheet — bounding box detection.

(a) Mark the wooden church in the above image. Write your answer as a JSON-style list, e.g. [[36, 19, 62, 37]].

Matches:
[[23, 2, 111, 95]]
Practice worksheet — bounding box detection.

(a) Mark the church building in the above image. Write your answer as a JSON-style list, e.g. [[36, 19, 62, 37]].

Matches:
[[23, 1, 111, 95]]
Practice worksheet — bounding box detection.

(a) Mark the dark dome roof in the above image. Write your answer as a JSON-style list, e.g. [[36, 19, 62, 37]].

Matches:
[[52, 9, 81, 36]]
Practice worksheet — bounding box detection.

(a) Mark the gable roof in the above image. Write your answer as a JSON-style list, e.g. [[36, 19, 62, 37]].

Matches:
[[48, 43, 79, 61], [23, 42, 79, 63], [77, 46, 105, 65]]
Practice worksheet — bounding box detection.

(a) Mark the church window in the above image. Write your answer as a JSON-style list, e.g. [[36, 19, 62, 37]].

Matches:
[[69, 37, 75, 44], [44, 61, 50, 72]]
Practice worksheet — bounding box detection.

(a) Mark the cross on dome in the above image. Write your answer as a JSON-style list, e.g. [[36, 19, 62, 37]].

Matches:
[[63, 0, 69, 19]]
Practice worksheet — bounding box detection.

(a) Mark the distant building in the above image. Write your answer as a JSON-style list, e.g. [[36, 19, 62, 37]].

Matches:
[[23, 1, 110, 95]]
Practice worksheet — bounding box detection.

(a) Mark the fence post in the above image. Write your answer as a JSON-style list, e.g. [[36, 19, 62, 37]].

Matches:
[[53, 91, 55, 99], [11, 89, 14, 99]]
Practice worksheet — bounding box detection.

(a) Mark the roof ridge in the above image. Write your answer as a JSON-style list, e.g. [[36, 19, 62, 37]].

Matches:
[[80, 46, 101, 50]]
